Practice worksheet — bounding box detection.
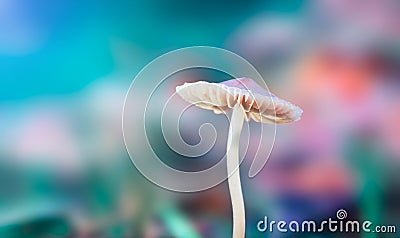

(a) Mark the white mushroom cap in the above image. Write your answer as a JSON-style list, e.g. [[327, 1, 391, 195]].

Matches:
[[176, 77, 302, 124]]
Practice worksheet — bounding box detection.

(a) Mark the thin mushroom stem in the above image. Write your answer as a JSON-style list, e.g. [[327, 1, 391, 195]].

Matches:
[[227, 103, 246, 238]]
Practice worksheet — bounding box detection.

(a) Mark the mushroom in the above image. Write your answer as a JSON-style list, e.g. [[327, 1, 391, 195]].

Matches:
[[176, 77, 302, 238]]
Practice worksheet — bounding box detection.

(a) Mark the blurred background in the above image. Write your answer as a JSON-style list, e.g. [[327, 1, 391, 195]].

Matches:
[[0, 0, 399, 237]]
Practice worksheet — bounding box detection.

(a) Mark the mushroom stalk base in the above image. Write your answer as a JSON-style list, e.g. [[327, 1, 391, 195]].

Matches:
[[227, 104, 245, 238]]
